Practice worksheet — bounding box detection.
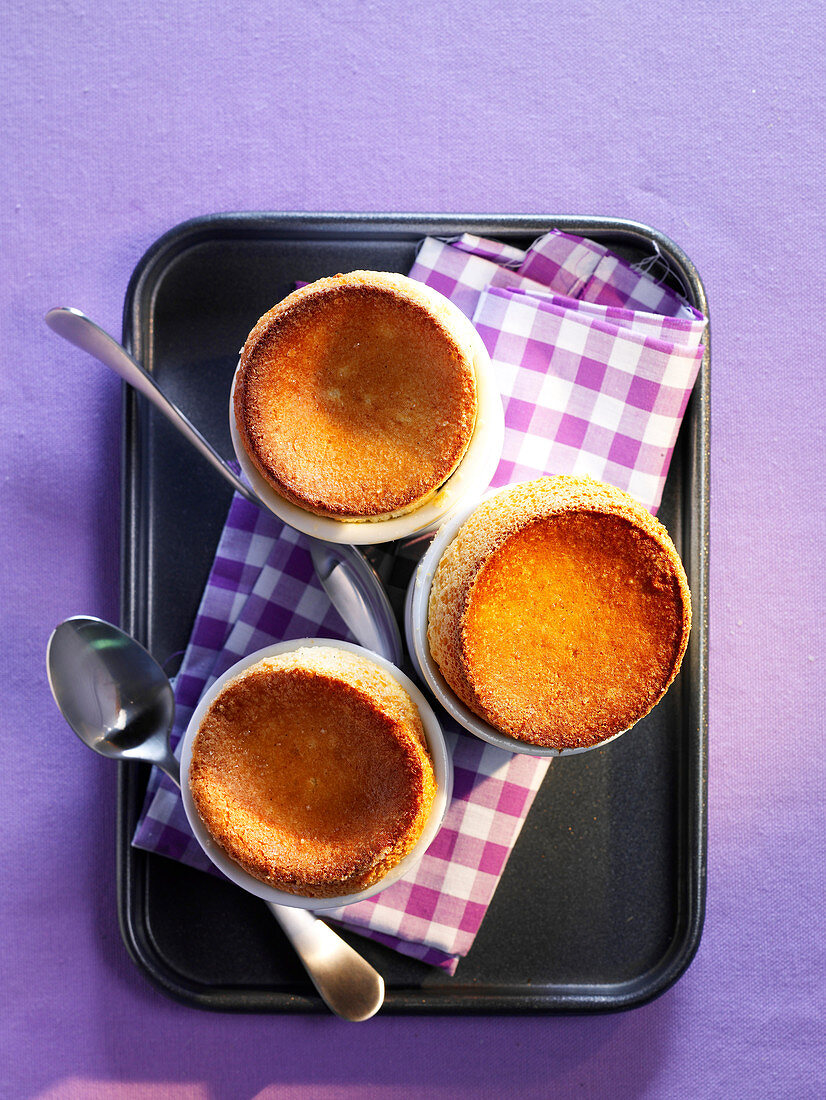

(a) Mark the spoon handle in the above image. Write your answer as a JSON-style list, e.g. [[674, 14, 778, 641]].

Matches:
[[44, 307, 260, 505], [308, 539, 403, 666], [266, 902, 385, 1021]]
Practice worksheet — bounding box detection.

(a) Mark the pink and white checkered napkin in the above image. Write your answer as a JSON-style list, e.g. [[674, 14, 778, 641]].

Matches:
[[132, 230, 706, 973], [412, 231, 706, 514]]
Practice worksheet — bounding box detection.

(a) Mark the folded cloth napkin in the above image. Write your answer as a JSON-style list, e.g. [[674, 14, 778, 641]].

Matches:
[[133, 229, 706, 973]]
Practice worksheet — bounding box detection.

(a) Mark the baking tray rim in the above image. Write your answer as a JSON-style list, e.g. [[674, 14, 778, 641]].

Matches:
[[117, 210, 709, 1015]]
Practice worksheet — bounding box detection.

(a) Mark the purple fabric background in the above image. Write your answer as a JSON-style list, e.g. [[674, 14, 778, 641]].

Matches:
[[3, 2, 823, 1097]]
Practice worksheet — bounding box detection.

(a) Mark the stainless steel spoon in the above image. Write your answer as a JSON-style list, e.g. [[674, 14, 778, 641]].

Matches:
[[46, 614, 385, 1021], [44, 307, 402, 665]]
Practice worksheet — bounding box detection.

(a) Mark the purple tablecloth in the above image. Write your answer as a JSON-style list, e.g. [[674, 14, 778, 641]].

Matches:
[[3, 2, 824, 1097]]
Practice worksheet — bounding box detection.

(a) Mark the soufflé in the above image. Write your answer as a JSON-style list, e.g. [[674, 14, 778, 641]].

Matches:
[[427, 475, 691, 750], [189, 646, 437, 898], [233, 270, 478, 521]]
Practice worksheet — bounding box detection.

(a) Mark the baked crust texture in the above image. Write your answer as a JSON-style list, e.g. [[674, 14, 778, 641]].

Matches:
[[189, 646, 436, 897], [233, 270, 478, 519], [427, 476, 692, 750]]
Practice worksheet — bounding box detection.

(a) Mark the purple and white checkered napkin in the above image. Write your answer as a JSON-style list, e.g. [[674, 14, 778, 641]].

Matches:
[[133, 229, 706, 973]]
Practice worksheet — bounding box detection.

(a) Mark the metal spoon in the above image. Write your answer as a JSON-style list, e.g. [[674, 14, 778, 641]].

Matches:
[[46, 614, 385, 1021], [43, 307, 402, 665]]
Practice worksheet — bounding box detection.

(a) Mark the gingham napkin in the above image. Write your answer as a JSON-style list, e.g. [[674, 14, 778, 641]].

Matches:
[[133, 230, 706, 972]]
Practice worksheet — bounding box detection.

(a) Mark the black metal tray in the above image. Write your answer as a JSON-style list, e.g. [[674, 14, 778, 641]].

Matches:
[[118, 213, 708, 1014]]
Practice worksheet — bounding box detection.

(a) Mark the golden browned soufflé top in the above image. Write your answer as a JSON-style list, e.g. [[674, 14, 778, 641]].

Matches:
[[427, 476, 692, 750], [189, 647, 436, 898], [233, 270, 478, 520]]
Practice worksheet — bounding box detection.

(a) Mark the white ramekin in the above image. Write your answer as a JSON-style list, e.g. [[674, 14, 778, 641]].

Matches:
[[179, 638, 453, 910], [229, 282, 504, 545]]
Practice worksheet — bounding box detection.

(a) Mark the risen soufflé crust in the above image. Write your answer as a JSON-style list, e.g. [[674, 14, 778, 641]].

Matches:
[[189, 647, 437, 898], [427, 476, 692, 750], [233, 271, 478, 520]]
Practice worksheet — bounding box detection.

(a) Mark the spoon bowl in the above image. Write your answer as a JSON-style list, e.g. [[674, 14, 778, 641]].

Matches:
[[46, 614, 385, 1021], [46, 616, 180, 780]]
